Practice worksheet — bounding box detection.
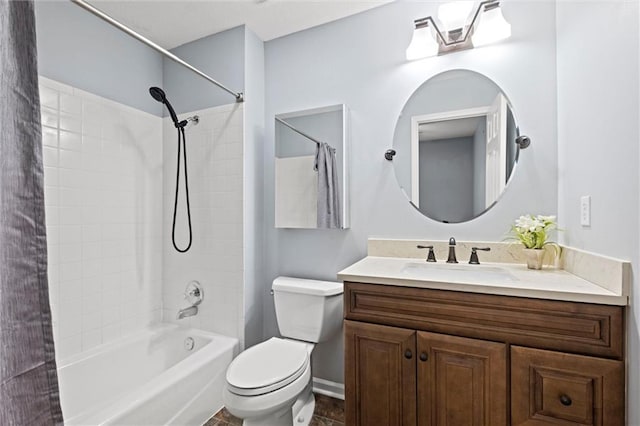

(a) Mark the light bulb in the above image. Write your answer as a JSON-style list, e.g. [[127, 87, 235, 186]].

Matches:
[[406, 23, 439, 60], [438, 1, 474, 32], [472, 3, 511, 47]]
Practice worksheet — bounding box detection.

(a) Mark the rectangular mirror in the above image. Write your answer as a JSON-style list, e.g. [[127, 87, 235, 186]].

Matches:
[[275, 104, 349, 229]]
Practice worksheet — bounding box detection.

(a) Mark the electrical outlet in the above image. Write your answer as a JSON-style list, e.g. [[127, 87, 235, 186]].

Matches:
[[580, 196, 591, 226]]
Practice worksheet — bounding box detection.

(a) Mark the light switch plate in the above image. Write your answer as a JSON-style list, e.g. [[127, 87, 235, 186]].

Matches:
[[580, 195, 591, 226]]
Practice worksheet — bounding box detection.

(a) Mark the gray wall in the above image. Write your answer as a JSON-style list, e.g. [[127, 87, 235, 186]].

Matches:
[[264, 1, 558, 384], [556, 2, 639, 423], [34, 1, 163, 116], [243, 27, 266, 349], [419, 137, 474, 223], [163, 26, 245, 115]]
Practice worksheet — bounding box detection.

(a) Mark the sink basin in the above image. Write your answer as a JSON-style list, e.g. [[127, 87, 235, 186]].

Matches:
[[401, 262, 518, 283]]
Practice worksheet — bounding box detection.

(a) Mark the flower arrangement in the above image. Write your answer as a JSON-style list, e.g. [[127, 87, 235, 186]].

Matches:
[[510, 214, 560, 269], [511, 214, 558, 249]]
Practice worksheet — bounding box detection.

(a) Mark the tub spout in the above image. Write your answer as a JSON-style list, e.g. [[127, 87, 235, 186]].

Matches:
[[177, 305, 198, 320]]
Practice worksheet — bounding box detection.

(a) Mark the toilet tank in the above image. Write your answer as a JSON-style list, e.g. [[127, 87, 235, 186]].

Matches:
[[272, 277, 344, 343]]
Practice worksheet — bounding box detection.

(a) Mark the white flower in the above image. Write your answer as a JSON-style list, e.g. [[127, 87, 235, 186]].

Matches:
[[537, 215, 556, 224], [515, 215, 534, 230], [511, 214, 558, 250]]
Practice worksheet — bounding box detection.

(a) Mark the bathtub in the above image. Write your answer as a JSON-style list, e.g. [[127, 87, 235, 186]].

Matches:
[[58, 324, 238, 425]]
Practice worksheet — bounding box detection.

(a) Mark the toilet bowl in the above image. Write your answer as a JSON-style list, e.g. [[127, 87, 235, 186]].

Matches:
[[223, 277, 343, 426], [223, 338, 314, 425]]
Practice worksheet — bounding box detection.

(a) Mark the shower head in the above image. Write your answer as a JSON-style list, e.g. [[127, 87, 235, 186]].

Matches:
[[149, 86, 166, 103], [149, 87, 184, 128]]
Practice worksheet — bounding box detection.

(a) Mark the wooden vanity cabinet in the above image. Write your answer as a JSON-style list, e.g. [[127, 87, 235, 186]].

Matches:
[[345, 321, 507, 426], [344, 281, 625, 426]]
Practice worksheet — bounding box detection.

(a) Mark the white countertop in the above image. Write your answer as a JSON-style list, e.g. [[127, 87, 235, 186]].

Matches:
[[337, 256, 628, 306]]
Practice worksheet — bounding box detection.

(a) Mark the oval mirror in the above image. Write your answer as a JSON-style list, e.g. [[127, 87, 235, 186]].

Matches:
[[392, 69, 524, 223]]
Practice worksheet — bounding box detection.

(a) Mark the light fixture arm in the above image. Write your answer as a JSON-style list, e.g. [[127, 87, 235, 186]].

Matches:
[[414, 0, 500, 47], [414, 16, 447, 45]]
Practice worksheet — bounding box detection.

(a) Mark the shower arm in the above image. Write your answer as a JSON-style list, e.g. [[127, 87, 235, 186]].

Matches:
[[69, 0, 244, 103]]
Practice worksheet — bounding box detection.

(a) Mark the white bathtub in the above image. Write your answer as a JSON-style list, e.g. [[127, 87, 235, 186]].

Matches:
[[58, 324, 238, 426]]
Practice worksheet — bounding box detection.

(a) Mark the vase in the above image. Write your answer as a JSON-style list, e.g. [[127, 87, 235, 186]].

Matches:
[[523, 248, 545, 270]]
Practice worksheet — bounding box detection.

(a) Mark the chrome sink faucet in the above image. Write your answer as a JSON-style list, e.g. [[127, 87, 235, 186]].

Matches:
[[447, 237, 458, 264]]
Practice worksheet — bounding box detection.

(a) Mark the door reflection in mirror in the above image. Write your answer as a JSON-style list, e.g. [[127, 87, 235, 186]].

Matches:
[[393, 70, 520, 223]]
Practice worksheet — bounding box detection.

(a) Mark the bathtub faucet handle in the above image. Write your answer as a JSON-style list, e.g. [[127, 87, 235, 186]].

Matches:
[[183, 281, 204, 306], [185, 287, 200, 298]]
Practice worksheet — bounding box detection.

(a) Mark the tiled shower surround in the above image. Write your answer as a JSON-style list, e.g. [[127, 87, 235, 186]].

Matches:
[[40, 77, 163, 359], [162, 104, 244, 341], [40, 77, 245, 360]]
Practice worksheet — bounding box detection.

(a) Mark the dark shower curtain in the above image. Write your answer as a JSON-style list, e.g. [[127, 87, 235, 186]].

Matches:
[[0, 1, 64, 424]]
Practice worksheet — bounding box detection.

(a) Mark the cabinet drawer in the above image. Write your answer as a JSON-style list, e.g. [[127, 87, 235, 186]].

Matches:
[[511, 346, 624, 426], [344, 282, 624, 359]]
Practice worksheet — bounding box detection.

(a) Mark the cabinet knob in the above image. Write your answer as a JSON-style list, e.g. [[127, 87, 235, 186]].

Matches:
[[559, 394, 572, 406], [404, 349, 413, 359], [419, 352, 428, 362]]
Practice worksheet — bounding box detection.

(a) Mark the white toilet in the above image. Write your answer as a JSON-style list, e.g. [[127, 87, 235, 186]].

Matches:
[[223, 276, 343, 426]]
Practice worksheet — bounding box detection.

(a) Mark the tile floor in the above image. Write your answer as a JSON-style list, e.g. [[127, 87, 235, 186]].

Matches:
[[205, 393, 345, 426]]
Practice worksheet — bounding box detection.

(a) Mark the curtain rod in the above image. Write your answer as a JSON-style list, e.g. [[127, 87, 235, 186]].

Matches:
[[275, 117, 324, 147], [70, 0, 244, 103]]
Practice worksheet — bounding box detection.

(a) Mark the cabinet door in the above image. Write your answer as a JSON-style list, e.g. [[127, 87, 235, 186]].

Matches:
[[511, 346, 624, 426], [345, 320, 417, 426], [417, 331, 507, 426]]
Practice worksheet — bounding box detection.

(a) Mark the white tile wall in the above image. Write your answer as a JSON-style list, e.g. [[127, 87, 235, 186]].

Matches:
[[40, 77, 164, 361], [161, 104, 245, 342]]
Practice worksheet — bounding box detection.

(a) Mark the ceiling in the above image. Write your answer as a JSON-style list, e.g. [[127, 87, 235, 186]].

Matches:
[[88, 0, 392, 49], [419, 116, 484, 142]]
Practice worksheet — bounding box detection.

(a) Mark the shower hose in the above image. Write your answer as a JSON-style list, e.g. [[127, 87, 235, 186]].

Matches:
[[172, 126, 192, 253]]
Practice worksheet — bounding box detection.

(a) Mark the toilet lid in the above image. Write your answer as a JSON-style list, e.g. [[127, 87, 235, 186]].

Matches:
[[226, 338, 309, 396]]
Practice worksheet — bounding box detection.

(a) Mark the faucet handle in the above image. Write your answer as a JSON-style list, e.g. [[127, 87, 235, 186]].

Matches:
[[184, 281, 204, 306], [417, 245, 437, 262], [469, 247, 491, 265]]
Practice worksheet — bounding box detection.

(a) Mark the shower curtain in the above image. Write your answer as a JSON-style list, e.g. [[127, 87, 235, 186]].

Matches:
[[0, 1, 64, 424], [315, 142, 341, 229]]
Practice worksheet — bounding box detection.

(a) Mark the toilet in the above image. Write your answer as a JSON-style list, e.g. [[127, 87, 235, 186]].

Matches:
[[223, 276, 343, 426]]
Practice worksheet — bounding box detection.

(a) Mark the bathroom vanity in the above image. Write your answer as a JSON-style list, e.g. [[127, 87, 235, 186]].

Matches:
[[339, 240, 629, 426]]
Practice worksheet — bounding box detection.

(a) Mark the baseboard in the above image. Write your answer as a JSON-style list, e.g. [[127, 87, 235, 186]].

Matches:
[[312, 377, 345, 400]]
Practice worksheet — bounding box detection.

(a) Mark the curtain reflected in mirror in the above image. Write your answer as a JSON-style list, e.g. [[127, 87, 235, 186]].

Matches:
[[274, 105, 349, 229]]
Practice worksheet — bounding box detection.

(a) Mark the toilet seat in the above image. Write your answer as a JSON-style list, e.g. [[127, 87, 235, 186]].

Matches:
[[226, 338, 310, 396]]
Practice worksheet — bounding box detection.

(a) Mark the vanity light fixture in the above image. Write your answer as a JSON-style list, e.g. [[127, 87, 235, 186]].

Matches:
[[406, 20, 439, 60], [406, 0, 511, 60], [472, 1, 512, 47]]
